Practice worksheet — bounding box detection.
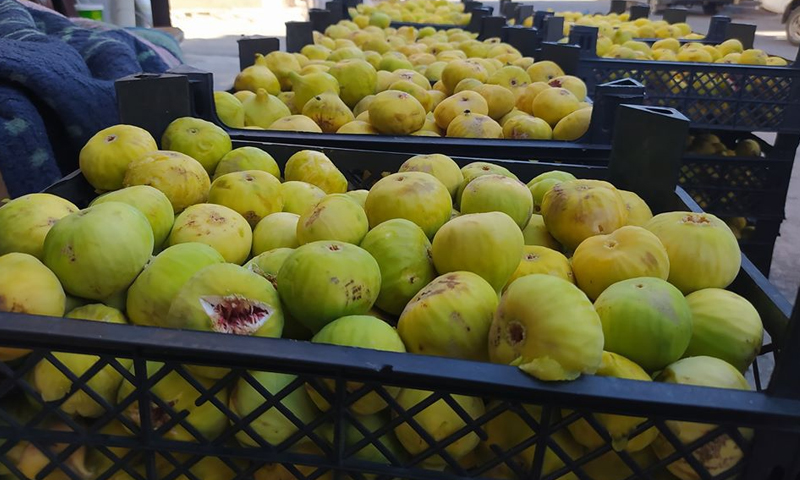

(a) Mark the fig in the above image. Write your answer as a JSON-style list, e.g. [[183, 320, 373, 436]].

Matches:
[[445, 111, 503, 138], [302, 93, 356, 133], [234, 65, 280, 94], [345, 189, 369, 208], [359, 219, 436, 315], [365, 172, 452, 239], [644, 212, 740, 294], [441, 59, 488, 94], [0, 193, 78, 259], [161, 117, 232, 174], [30, 305, 131, 418], [481, 402, 585, 479], [652, 356, 751, 480], [213, 91, 245, 128], [389, 80, 434, 112], [90, 185, 174, 250], [502, 115, 553, 140], [433, 90, 489, 130], [208, 170, 283, 227], [15, 424, 94, 480], [277, 241, 381, 333], [548, 75, 587, 101], [566, 352, 658, 452], [532, 87, 580, 127], [329, 59, 378, 109], [79, 124, 157, 191], [514, 82, 550, 114], [281, 181, 327, 215], [398, 271, 497, 361], [127, 243, 225, 328], [455, 161, 518, 208], [368, 90, 426, 135], [398, 153, 464, 199], [261, 51, 302, 90], [571, 226, 670, 300], [230, 370, 320, 446], [268, 115, 324, 133], [506, 245, 574, 288], [683, 288, 763, 372], [489, 274, 603, 380], [168, 203, 252, 265], [123, 150, 211, 214], [284, 151, 348, 195], [527, 170, 576, 213], [297, 194, 369, 245], [0, 253, 66, 361], [244, 248, 312, 341], [431, 212, 523, 291], [553, 107, 592, 141], [43, 202, 153, 300], [393, 389, 484, 468], [166, 263, 284, 338], [541, 179, 628, 251], [595, 277, 693, 372], [118, 361, 229, 442], [244, 247, 294, 285], [619, 190, 653, 226], [337, 120, 379, 134], [307, 315, 406, 414], [213, 146, 280, 181], [526, 60, 565, 83], [252, 212, 300, 255], [242, 88, 292, 129], [459, 174, 533, 229], [521, 214, 561, 250], [289, 71, 340, 111], [473, 84, 515, 120]]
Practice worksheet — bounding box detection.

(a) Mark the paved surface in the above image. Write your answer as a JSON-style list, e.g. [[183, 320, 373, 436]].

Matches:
[[175, 1, 800, 304]]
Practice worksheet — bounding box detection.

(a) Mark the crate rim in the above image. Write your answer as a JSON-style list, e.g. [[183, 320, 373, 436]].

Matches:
[[1, 311, 799, 431]]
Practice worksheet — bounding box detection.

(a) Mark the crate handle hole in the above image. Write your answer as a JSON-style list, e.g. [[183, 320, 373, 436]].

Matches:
[[644, 107, 676, 115]]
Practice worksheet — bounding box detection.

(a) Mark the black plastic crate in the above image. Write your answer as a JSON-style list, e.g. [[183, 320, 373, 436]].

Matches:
[[1, 120, 798, 480], [541, 26, 800, 133], [122, 60, 794, 277], [677, 131, 796, 273], [739, 216, 783, 275], [117, 67, 657, 163]]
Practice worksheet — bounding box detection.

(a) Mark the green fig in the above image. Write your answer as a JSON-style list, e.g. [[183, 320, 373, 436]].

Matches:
[[243, 88, 292, 129], [234, 65, 280, 95], [118, 362, 229, 442], [213, 146, 281, 181], [301, 93, 355, 133], [213, 91, 245, 128], [289, 71, 340, 111], [127, 243, 225, 327], [30, 305, 131, 418], [329, 59, 378, 109], [260, 51, 302, 91], [230, 370, 320, 446]]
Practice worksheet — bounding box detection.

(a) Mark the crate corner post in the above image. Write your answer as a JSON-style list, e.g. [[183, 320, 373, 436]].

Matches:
[[237, 36, 281, 71], [744, 288, 800, 480], [607, 104, 690, 208], [286, 20, 315, 53], [115, 73, 192, 144]]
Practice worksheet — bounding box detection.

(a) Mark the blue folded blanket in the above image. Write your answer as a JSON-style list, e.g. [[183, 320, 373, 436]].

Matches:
[[0, 0, 178, 197]]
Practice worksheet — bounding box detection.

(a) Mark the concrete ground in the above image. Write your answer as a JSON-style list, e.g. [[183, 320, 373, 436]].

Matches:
[[173, 1, 800, 303]]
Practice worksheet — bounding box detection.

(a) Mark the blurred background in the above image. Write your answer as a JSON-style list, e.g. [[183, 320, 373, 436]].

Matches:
[[160, 0, 800, 88]]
